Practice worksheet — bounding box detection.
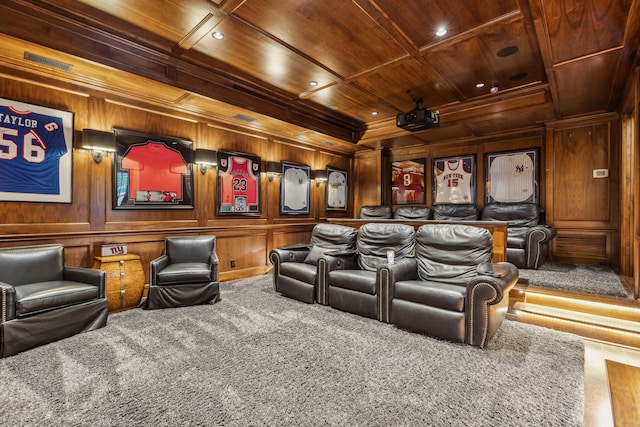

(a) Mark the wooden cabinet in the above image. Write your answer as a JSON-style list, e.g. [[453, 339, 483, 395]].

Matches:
[[92, 254, 145, 312]]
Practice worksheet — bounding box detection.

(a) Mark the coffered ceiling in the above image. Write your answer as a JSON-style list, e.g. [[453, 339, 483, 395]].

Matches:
[[0, 0, 638, 153]]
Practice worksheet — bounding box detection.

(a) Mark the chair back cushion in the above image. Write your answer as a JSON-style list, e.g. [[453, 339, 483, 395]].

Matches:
[[359, 205, 393, 219], [304, 224, 358, 265], [481, 203, 539, 227], [393, 206, 431, 220], [433, 204, 479, 221], [166, 236, 216, 264], [415, 224, 492, 285], [357, 223, 415, 271], [0, 244, 64, 286]]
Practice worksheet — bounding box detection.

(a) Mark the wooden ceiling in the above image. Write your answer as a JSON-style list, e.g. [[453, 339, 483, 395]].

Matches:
[[0, 0, 638, 153]]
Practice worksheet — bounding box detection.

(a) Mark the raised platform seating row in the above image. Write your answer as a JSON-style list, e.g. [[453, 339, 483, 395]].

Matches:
[[359, 203, 556, 269], [270, 223, 519, 348]]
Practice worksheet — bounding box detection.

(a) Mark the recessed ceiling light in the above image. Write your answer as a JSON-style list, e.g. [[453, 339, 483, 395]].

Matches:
[[476, 82, 485, 88], [435, 26, 447, 37], [371, 111, 378, 116], [328, 105, 338, 111], [309, 81, 318, 86], [212, 31, 224, 40]]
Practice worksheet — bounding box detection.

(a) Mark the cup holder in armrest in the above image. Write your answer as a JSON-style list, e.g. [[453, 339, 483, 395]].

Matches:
[[477, 263, 509, 278]]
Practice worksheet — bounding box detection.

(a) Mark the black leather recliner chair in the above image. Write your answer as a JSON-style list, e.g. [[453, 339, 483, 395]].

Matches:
[[145, 236, 220, 309], [481, 203, 556, 269], [270, 223, 358, 304], [323, 222, 415, 321], [383, 224, 518, 348], [0, 244, 108, 358], [394, 206, 432, 220], [433, 204, 479, 221], [359, 205, 393, 219]]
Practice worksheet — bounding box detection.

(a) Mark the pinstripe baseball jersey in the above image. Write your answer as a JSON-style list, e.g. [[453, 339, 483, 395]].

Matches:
[[489, 153, 534, 202]]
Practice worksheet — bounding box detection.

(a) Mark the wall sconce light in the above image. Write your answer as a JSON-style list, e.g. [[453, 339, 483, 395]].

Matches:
[[313, 169, 328, 186], [266, 161, 281, 181], [79, 129, 116, 163], [194, 149, 217, 174]]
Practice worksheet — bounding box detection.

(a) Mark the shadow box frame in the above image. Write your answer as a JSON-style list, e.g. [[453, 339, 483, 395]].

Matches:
[[325, 166, 348, 212], [0, 97, 74, 203], [391, 158, 426, 205], [485, 147, 540, 205], [280, 161, 311, 215], [112, 128, 194, 210], [432, 154, 476, 205], [216, 150, 262, 216]]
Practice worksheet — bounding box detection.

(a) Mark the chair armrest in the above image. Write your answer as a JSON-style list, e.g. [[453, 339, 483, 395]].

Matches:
[[278, 243, 311, 251], [0, 282, 16, 322], [64, 266, 106, 298], [320, 250, 358, 271], [150, 255, 170, 285], [269, 247, 309, 265], [209, 254, 219, 282], [523, 224, 557, 243], [378, 257, 418, 323], [466, 262, 519, 347]]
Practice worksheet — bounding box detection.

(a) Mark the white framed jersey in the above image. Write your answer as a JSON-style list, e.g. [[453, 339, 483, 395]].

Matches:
[[326, 170, 347, 209], [0, 98, 73, 203], [281, 162, 310, 214], [434, 157, 474, 204], [486, 149, 538, 204]]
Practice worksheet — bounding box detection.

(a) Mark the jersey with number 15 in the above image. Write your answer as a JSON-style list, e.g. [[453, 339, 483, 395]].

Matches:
[[0, 105, 68, 195]]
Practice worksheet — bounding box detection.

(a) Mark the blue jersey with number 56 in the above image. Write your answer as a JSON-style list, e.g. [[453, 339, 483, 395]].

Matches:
[[0, 105, 68, 195]]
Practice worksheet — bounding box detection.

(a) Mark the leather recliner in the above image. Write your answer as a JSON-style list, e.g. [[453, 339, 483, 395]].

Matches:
[[0, 244, 108, 358], [433, 204, 479, 221], [322, 222, 415, 321], [394, 206, 432, 220], [382, 224, 518, 348], [481, 203, 557, 269], [359, 205, 393, 219], [145, 236, 220, 309], [269, 223, 358, 304]]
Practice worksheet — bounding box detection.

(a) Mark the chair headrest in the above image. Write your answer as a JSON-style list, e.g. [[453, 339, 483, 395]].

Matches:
[[433, 204, 479, 221], [357, 223, 415, 271], [481, 203, 539, 226], [359, 205, 393, 219], [393, 206, 432, 220]]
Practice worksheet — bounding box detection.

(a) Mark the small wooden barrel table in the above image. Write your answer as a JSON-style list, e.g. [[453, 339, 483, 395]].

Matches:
[[92, 254, 145, 312]]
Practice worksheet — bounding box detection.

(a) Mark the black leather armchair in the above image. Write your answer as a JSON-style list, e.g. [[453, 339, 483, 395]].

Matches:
[[0, 244, 108, 358], [145, 236, 220, 309], [394, 206, 432, 220], [383, 224, 518, 348], [359, 205, 393, 219], [323, 222, 415, 321], [433, 204, 479, 221], [481, 203, 556, 269], [270, 223, 358, 304]]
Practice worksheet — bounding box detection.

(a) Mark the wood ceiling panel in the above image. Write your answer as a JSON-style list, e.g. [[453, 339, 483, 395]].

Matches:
[[552, 49, 622, 116], [232, 0, 408, 78], [540, 0, 633, 63], [304, 83, 399, 122], [75, 0, 218, 45], [190, 16, 340, 97], [372, 0, 520, 48], [424, 16, 545, 100], [349, 58, 459, 111]]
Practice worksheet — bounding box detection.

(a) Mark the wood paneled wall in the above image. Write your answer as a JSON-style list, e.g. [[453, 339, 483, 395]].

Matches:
[[0, 76, 352, 281]]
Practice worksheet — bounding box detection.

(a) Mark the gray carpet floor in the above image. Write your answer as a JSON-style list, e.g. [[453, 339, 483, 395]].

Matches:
[[0, 275, 584, 426], [519, 262, 627, 297]]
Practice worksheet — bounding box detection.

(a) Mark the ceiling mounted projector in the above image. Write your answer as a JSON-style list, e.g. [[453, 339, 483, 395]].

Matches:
[[396, 98, 440, 131]]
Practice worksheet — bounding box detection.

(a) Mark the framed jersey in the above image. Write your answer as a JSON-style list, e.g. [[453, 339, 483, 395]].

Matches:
[[391, 158, 425, 204], [217, 150, 261, 215], [433, 154, 476, 204], [485, 148, 539, 204], [113, 128, 194, 209], [0, 98, 73, 203], [280, 161, 310, 215], [325, 166, 348, 211]]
